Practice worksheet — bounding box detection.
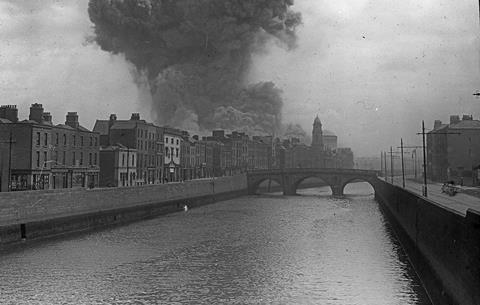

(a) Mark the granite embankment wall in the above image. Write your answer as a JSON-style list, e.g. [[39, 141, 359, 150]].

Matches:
[[375, 180, 480, 305], [0, 175, 247, 245]]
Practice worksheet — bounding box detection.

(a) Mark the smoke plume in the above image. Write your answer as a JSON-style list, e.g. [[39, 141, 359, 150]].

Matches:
[[88, 0, 301, 134]]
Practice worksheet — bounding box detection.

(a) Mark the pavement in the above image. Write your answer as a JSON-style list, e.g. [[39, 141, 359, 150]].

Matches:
[[380, 176, 480, 216]]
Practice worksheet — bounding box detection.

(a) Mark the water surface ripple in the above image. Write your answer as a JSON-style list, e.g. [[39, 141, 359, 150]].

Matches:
[[0, 183, 431, 305]]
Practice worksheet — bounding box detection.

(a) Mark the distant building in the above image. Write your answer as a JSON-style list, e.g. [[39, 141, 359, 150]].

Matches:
[[0, 104, 100, 192], [427, 115, 480, 186], [322, 130, 338, 151], [99, 144, 137, 187], [311, 115, 326, 168], [334, 148, 354, 169]]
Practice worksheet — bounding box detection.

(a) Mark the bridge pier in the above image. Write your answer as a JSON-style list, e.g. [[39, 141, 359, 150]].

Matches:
[[331, 185, 344, 197]]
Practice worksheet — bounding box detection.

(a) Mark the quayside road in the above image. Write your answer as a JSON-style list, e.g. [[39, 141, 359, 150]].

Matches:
[[382, 177, 480, 216]]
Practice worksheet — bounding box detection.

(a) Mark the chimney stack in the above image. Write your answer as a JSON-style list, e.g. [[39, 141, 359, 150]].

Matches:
[[42, 112, 52, 124], [433, 120, 442, 129], [212, 130, 225, 139], [130, 113, 140, 121], [65, 112, 79, 129], [193, 135, 199, 141], [449, 115, 460, 125], [462, 114, 473, 121], [29, 103, 44, 123], [0, 105, 18, 122]]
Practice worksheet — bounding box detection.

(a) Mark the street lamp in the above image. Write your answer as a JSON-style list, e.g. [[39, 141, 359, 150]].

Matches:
[[168, 159, 175, 182]]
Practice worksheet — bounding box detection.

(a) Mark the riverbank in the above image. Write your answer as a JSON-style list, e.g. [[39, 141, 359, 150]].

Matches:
[[375, 180, 480, 305], [0, 175, 247, 245]]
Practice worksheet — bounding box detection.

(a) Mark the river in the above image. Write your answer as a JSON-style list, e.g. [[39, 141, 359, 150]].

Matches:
[[0, 182, 431, 305]]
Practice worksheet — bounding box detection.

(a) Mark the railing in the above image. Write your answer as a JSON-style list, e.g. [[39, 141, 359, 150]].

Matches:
[[246, 168, 379, 175]]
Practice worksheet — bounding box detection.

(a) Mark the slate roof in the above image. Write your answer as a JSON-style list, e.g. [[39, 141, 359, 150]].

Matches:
[[93, 120, 109, 135], [449, 119, 480, 129]]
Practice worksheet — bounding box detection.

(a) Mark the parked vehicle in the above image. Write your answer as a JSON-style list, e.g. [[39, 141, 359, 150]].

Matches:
[[441, 181, 457, 196]]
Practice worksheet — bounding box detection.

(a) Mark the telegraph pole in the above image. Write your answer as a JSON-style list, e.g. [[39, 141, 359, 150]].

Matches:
[[0, 130, 16, 191], [390, 146, 394, 183], [384, 151, 387, 180], [400, 138, 405, 188], [421, 121, 428, 196]]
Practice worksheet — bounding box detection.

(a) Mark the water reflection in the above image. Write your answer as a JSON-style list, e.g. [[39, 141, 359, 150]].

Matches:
[[0, 182, 430, 305]]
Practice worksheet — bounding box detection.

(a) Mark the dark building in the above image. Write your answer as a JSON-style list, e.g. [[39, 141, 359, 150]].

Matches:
[[427, 115, 480, 186], [94, 113, 164, 185], [0, 104, 100, 192], [99, 144, 137, 187]]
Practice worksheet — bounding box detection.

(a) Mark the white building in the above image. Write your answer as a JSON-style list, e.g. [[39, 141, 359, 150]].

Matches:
[[163, 127, 182, 182]]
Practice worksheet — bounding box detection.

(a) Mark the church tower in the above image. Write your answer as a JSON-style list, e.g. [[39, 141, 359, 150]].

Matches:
[[311, 115, 325, 167], [311, 115, 324, 149]]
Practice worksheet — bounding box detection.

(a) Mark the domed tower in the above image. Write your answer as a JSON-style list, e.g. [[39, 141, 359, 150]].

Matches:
[[311, 115, 324, 149], [311, 115, 325, 168]]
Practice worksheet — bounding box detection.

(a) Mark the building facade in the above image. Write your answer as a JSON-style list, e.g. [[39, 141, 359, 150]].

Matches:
[[0, 104, 100, 192], [163, 127, 182, 182], [99, 144, 137, 187], [427, 115, 480, 186], [94, 113, 164, 185]]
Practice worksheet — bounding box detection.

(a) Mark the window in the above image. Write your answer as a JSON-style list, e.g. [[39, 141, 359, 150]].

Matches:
[[122, 153, 125, 166], [44, 133, 48, 146], [56, 133, 59, 145], [63, 134, 67, 145], [36, 132, 41, 145], [94, 153, 97, 165], [165, 137, 168, 143], [81, 136, 84, 146], [36, 151, 40, 167], [165, 147, 169, 157], [73, 135, 76, 146], [89, 153, 92, 165], [176, 139, 179, 145], [72, 152, 76, 166], [63, 151, 66, 164], [44, 151, 47, 165], [80, 152, 83, 165], [90, 137, 93, 146], [94, 137, 98, 146], [171, 138, 174, 144], [176, 148, 179, 158], [54, 151, 58, 162]]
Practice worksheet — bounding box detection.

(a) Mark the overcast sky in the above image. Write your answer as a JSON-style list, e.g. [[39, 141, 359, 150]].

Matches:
[[1, 0, 479, 156]]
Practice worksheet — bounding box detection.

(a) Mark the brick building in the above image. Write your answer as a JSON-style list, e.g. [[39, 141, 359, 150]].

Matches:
[[99, 144, 137, 187], [0, 104, 100, 192], [94, 113, 164, 185], [427, 115, 480, 186]]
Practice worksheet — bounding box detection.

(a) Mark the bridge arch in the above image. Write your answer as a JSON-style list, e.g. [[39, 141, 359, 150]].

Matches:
[[290, 175, 334, 196], [249, 177, 283, 194], [340, 177, 378, 196]]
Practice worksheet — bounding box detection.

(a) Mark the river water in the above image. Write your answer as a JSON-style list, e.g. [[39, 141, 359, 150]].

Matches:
[[0, 182, 431, 305]]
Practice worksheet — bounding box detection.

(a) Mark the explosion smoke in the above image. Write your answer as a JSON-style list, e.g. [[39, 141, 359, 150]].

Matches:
[[88, 0, 301, 134]]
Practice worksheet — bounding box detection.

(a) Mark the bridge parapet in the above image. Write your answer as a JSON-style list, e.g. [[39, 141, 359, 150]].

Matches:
[[247, 168, 380, 196]]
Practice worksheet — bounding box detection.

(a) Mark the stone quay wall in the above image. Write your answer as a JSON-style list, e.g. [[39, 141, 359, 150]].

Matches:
[[0, 175, 247, 244], [375, 180, 480, 305]]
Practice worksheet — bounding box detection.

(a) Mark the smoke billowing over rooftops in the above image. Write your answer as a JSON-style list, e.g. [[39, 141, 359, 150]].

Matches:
[[88, 0, 302, 135]]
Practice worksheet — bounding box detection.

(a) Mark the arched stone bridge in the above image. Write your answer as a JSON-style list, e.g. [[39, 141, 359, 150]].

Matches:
[[247, 168, 381, 197]]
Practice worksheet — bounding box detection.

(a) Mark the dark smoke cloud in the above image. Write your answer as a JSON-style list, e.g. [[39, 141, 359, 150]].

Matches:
[[88, 0, 301, 133]]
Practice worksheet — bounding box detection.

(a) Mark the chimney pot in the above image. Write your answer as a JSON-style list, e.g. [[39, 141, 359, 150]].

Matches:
[[434, 120, 442, 129], [462, 114, 473, 121], [130, 113, 140, 120]]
